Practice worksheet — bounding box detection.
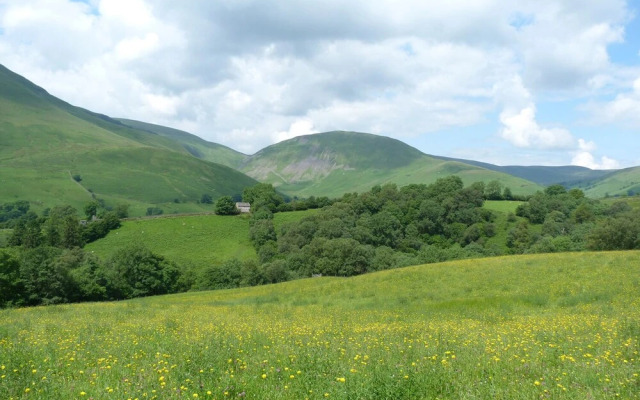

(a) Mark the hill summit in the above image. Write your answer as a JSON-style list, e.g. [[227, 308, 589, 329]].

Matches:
[[239, 131, 542, 198]]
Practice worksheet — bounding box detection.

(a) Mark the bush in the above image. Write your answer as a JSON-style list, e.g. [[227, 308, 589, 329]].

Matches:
[[215, 196, 239, 215], [146, 207, 164, 216], [201, 194, 213, 204]]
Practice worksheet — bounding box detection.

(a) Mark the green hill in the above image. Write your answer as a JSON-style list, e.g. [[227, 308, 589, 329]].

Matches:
[[0, 64, 257, 214], [240, 131, 543, 198], [432, 155, 613, 186], [580, 166, 640, 197], [116, 118, 247, 169], [2, 251, 639, 399]]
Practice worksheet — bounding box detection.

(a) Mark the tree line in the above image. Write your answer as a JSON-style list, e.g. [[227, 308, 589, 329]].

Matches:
[[0, 200, 190, 308], [2, 179, 638, 307], [216, 179, 638, 290]]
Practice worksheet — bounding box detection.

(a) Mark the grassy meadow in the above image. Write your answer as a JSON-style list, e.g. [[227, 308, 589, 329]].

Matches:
[[1, 251, 639, 399], [482, 200, 522, 214], [85, 214, 257, 268], [85, 210, 318, 268]]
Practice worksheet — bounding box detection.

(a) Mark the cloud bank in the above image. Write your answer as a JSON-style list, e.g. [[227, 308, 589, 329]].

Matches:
[[0, 0, 636, 166]]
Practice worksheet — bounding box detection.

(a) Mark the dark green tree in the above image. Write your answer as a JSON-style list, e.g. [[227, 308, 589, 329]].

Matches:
[[201, 194, 213, 204], [243, 183, 284, 212], [502, 187, 513, 200], [215, 196, 239, 215], [102, 244, 181, 299], [0, 251, 24, 307], [19, 246, 72, 305], [83, 200, 100, 219], [115, 204, 130, 219], [485, 180, 503, 200], [587, 210, 640, 250], [249, 219, 277, 248]]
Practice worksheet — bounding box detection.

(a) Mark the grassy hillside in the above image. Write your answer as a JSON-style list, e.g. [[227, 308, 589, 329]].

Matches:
[[85, 214, 256, 267], [241, 131, 543, 198], [0, 64, 257, 214], [580, 166, 640, 198], [433, 155, 613, 186], [1, 251, 639, 399], [433, 155, 640, 198], [117, 118, 247, 169], [85, 210, 316, 268]]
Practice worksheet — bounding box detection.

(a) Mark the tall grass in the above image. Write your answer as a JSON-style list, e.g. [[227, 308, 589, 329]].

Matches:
[[1, 251, 638, 399]]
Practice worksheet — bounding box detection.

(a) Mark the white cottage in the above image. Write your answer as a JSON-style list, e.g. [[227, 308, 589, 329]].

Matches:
[[235, 202, 251, 213]]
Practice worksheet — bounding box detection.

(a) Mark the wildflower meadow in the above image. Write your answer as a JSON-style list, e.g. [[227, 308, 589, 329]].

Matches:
[[1, 251, 639, 399]]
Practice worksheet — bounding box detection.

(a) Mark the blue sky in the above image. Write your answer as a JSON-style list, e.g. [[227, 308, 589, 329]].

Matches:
[[0, 0, 639, 168]]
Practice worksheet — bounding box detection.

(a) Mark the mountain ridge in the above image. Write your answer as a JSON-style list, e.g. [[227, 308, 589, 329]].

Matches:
[[0, 64, 258, 215], [238, 131, 544, 198], [2, 63, 638, 207]]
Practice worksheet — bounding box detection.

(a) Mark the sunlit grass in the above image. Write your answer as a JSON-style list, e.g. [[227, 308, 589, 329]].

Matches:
[[1, 251, 639, 399], [85, 210, 315, 269], [483, 200, 523, 213]]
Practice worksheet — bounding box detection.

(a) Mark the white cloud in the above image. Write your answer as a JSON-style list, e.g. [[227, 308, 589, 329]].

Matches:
[[578, 138, 597, 152], [570, 138, 620, 169], [572, 152, 620, 169], [99, 0, 154, 28], [499, 106, 575, 149], [584, 76, 640, 127], [0, 0, 635, 165], [114, 33, 159, 61], [495, 75, 575, 150], [274, 119, 317, 143]]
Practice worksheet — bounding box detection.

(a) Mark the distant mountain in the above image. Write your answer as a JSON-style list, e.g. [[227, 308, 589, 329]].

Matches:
[[431, 156, 613, 186], [239, 131, 543, 198], [116, 119, 246, 169], [0, 64, 257, 214], [2, 63, 634, 210]]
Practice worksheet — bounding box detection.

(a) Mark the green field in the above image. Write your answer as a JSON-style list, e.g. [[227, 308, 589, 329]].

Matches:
[[85, 210, 317, 268], [85, 214, 257, 268], [483, 200, 523, 213], [1, 251, 638, 399]]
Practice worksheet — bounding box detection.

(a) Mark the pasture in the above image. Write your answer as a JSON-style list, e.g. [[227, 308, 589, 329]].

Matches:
[[1, 251, 638, 399], [84, 210, 318, 268]]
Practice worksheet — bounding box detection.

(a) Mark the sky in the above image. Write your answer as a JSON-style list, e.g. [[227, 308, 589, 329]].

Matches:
[[1, 0, 639, 168]]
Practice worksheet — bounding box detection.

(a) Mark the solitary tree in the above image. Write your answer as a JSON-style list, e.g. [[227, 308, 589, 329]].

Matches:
[[215, 196, 239, 215], [201, 194, 213, 204]]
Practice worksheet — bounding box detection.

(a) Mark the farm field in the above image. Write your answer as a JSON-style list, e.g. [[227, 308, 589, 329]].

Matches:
[[84, 214, 257, 268], [1, 251, 639, 399], [84, 210, 317, 268], [482, 200, 523, 214]]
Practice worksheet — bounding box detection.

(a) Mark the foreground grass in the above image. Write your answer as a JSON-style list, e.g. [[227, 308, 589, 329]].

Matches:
[[1, 251, 639, 399]]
